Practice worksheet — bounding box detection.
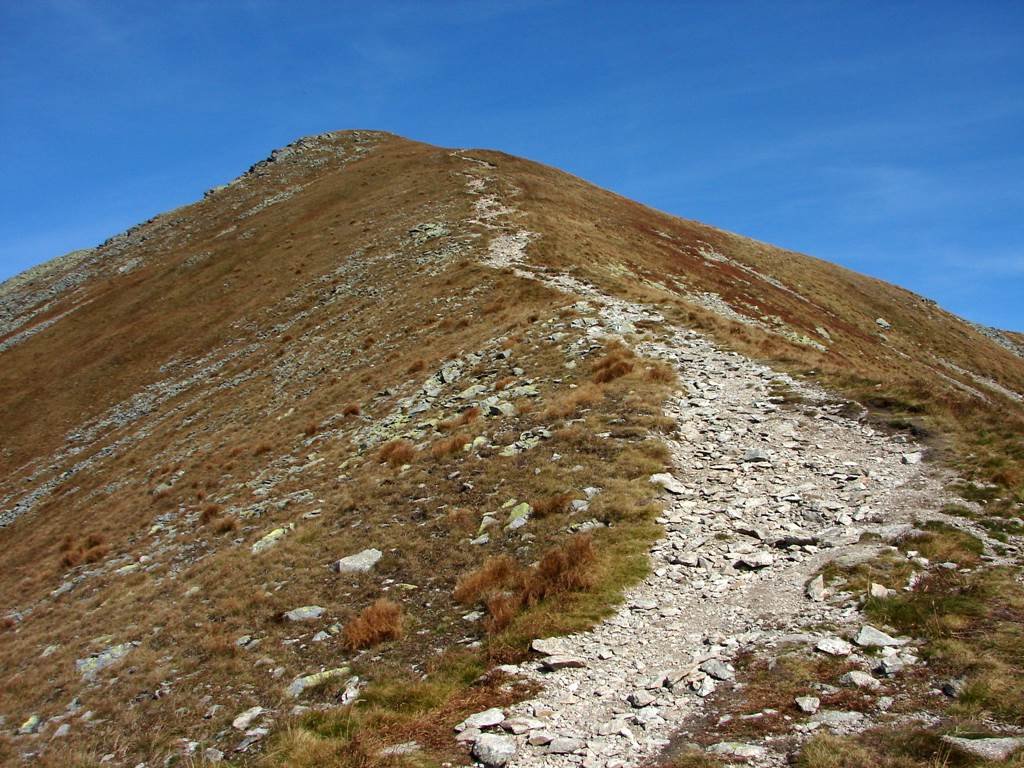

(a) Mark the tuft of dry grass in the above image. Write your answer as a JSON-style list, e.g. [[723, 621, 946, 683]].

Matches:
[[453, 536, 598, 633], [343, 599, 404, 650], [453, 556, 520, 605], [59, 533, 109, 569], [644, 360, 678, 384], [342, 402, 361, 417], [593, 348, 636, 383], [531, 491, 575, 518], [520, 535, 596, 606], [377, 439, 416, 467], [210, 516, 239, 534], [438, 406, 481, 431], [431, 433, 472, 458], [200, 503, 222, 524], [541, 383, 603, 420]]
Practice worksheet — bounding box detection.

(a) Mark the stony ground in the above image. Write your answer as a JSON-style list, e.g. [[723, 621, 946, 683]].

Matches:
[[448, 156, 1018, 767], [2, 133, 1022, 766]]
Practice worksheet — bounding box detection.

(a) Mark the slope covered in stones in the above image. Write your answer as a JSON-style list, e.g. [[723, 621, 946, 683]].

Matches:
[[1, 131, 1022, 767]]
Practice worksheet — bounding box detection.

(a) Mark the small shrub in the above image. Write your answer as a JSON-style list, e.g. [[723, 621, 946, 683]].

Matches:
[[407, 359, 426, 374], [253, 442, 272, 456], [342, 402, 361, 417], [304, 421, 319, 437], [343, 599, 403, 650]]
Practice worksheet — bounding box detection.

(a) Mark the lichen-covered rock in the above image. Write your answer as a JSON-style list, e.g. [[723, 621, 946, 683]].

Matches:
[[286, 667, 350, 697], [76, 642, 135, 678], [283, 605, 325, 622]]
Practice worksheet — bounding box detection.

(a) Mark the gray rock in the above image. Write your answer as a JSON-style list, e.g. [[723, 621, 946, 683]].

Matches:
[[541, 655, 586, 671], [853, 625, 901, 648], [901, 452, 923, 465], [284, 605, 325, 622], [875, 656, 905, 677], [707, 742, 768, 758], [795, 696, 820, 714], [472, 733, 517, 767], [840, 670, 880, 690], [456, 707, 505, 731], [809, 710, 865, 729], [628, 690, 656, 708], [735, 551, 774, 569], [940, 735, 1024, 762], [816, 637, 852, 656], [333, 548, 382, 573], [76, 642, 135, 678], [501, 717, 545, 734], [876, 317, 892, 330], [546, 737, 586, 754], [530, 638, 566, 656], [806, 574, 826, 601], [700, 659, 734, 681], [232, 706, 264, 731], [286, 667, 349, 697], [742, 448, 771, 463], [379, 741, 420, 756], [649, 473, 687, 495]]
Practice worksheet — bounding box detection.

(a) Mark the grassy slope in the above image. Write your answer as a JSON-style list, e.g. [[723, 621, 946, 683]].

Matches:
[[1, 132, 1022, 765]]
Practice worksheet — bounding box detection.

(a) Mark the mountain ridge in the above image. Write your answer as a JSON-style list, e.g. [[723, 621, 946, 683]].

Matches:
[[1, 130, 1022, 767]]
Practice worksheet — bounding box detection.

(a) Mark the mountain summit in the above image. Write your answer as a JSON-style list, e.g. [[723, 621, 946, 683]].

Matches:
[[2, 131, 1022, 767]]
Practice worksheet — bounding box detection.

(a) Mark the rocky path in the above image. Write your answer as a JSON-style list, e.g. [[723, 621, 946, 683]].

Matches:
[[492, 328, 936, 768], [455, 155, 950, 767]]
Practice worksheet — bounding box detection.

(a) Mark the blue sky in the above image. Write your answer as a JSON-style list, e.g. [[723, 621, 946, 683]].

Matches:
[[2, 1, 1022, 329]]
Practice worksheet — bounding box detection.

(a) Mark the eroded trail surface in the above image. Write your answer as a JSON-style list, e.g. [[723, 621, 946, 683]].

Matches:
[[456, 156, 949, 767], [499, 328, 937, 768]]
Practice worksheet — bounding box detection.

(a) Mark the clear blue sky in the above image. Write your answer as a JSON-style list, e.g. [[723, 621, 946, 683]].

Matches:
[[2, 1, 1022, 329]]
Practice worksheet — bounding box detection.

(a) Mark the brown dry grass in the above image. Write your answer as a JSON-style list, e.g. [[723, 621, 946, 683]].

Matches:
[[453, 555, 520, 605], [593, 347, 636, 383], [453, 536, 598, 634], [377, 439, 416, 467], [541, 383, 603, 420], [530, 491, 575, 518], [343, 599, 404, 650], [438, 406, 480, 431], [59, 533, 109, 569], [9, 131, 1020, 765], [430, 433, 471, 458]]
